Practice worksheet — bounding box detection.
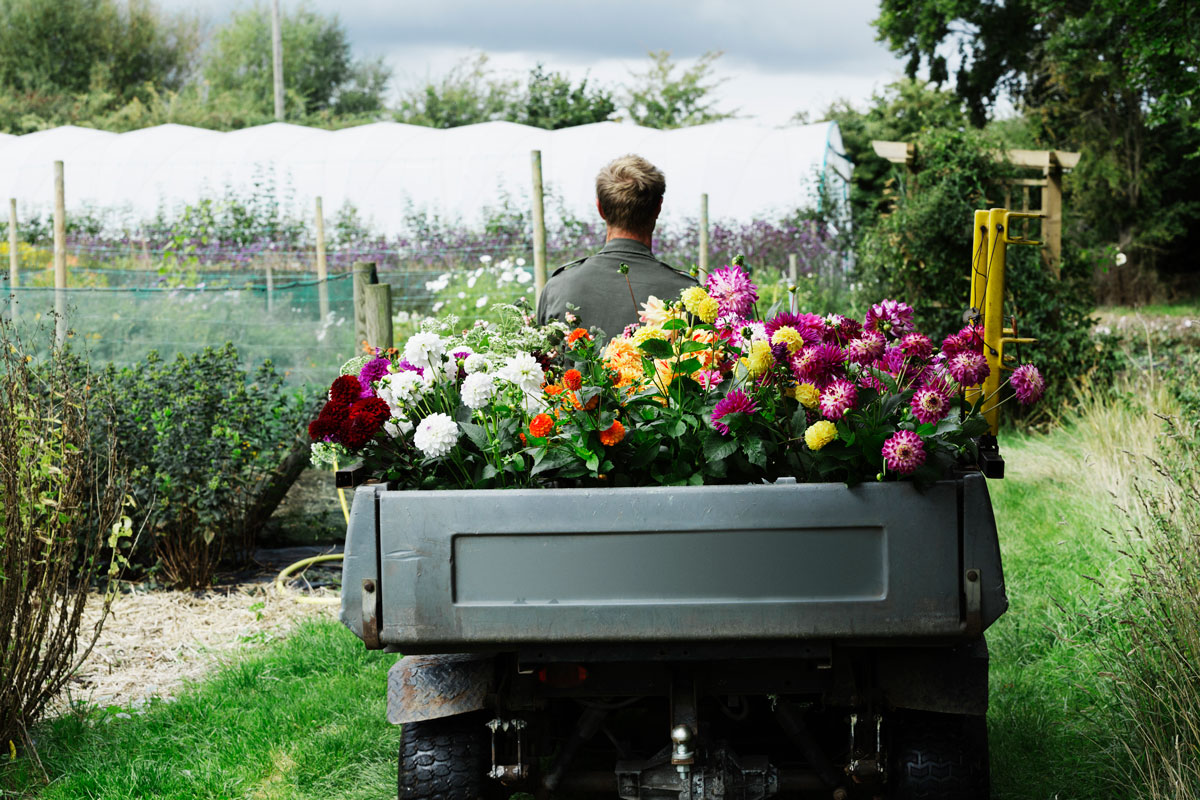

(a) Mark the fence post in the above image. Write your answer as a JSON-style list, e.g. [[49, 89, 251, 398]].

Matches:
[[788, 253, 798, 285], [364, 282, 393, 350], [265, 260, 275, 313], [698, 193, 709, 279], [315, 196, 329, 321], [271, 0, 284, 121], [53, 160, 66, 344], [352, 261, 378, 352], [531, 150, 548, 303], [7, 198, 17, 321]]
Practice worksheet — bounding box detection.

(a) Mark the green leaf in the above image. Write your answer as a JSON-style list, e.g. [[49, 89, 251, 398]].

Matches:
[[674, 357, 702, 373], [661, 318, 688, 331], [459, 421, 490, 450], [638, 338, 674, 359], [702, 429, 738, 461], [742, 436, 767, 468], [678, 340, 709, 354], [530, 448, 576, 476], [666, 418, 688, 438]]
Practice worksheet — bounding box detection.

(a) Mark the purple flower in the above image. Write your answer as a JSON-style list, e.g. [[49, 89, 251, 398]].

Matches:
[[711, 389, 759, 435], [790, 343, 845, 387], [819, 379, 858, 421], [864, 299, 915, 336], [911, 386, 951, 425], [358, 356, 392, 397], [947, 351, 990, 387], [397, 359, 425, 376], [765, 312, 825, 345], [882, 430, 926, 475], [1010, 364, 1044, 405], [942, 323, 985, 358], [846, 331, 886, 365], [705, 264, 758, 318], [899, 332, 934, 361], [823, 314, 862, 345]]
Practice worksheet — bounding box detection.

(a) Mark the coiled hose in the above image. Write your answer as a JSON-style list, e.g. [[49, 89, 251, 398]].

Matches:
[[273, 460, 350, 605]]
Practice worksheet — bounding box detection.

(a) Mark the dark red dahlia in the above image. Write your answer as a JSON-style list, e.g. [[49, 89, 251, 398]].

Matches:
[[340, 414, 381, 450], [308, 399, 350, 442], [350, 396, 391, 426], [330, 374, 362, 405]]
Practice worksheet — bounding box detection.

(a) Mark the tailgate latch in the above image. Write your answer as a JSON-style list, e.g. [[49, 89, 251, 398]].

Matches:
[[964, 568, 982, 638]]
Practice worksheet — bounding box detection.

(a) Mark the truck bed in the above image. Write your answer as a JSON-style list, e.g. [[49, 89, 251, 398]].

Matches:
[[340, 474, 1006, 652]]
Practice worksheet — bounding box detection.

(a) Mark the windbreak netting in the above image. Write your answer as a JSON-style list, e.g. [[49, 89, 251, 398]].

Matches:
[[3, 266, 451, 387]]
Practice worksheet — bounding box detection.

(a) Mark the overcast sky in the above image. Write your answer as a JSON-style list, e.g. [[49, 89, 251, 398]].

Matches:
[[170, 0, 909, 125]]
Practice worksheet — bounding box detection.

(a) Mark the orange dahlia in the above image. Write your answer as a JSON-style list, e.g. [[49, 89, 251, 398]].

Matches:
[[599, 420, 625, 446], [563, 369, 583, 390], [566, 328, 592, 347], [544, 383, 564, 397], [529, 413, 555, 438]]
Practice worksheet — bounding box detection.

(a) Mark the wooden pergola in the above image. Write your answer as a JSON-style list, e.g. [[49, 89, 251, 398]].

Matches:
[[871, 141, 1081, 276]]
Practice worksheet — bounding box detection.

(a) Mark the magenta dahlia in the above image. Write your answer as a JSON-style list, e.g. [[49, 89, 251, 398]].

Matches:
[[947, 351, 990, 386], [899, 332, 934, 361], [706, 264, 758, 317], [711, 389, 759, 435], [823, 314, 862, 345], [942, 323, 985, 359], [358, 356, 392, 396], [846, 331, 886, 365], [819, 379, 858, 421], [882, 430, 926, 475], [766, 312, 825, 345], [910, 386, 951, 425], [1010, 364, 1045, 405], [864, 299, 915, 336], [790, 342, 844, 386]]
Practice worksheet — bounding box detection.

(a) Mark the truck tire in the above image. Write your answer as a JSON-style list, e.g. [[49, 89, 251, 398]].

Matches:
[[890, 711, 989, 800], [399, 712, 491, 800]]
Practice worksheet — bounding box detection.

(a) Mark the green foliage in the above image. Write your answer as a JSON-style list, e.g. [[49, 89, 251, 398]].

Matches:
[[511, 64, 615, 130], [625, 50, 736, 129], [98, 345, 314, 588], [0, 320, 129, 749], [202, 1, 390, 118], [394, 53, 517, 129], [856, 126, 1117, 415]]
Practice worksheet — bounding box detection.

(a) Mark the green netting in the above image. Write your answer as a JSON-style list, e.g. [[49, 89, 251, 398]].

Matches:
[[4, 273, 371, 387]]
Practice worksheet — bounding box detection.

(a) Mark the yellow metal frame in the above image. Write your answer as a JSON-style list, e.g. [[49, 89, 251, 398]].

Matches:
[[966, 208, 1040, 434]]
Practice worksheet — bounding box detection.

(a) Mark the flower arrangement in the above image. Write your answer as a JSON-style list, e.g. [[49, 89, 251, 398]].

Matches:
[[308, 257, 1043, 489]]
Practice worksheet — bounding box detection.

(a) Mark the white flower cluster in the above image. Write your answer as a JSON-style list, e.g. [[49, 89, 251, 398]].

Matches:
[[404, 332, 445, 373], [460, 372, 497, 409], [413, 412, 458, 459], [497, 351, 545, 394]]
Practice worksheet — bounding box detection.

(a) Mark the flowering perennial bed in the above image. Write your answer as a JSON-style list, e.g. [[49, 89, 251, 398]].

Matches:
[[308, 257, 1043, 488]]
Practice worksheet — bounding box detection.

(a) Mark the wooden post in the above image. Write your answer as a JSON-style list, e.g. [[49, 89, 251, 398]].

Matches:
[[531, 150, 548, 302], [1042, 162, 1064, 277], [271, 0, 284, 121], [364, 282, 393, 350], [787, 253, 798, 285], [265, 260, 274, 313], [53, 160, 66, 344], [314, 196, 329, 321], [7, 198, 17, 321], [698, 193, 709, 278], [352, 261, 377, 351]]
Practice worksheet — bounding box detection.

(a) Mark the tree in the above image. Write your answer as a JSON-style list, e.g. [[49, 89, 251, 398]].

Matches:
[[394, 53, 516, 128], [875, 0, 1200, 296], [0, 0, 199, 98], [625, 50, 736, 129], [203, 2, 390, 118], [512, 64, 615, 130]]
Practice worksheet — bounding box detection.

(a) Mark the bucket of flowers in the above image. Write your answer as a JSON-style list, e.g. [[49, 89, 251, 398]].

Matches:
[[308, 256, 1043, 490]]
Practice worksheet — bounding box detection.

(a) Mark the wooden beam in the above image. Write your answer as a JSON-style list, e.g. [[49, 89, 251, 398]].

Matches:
[[871, 140, 914, 165]]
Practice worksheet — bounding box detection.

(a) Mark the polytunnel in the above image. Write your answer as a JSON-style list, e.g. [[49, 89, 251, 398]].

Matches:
[[0, 119, 852, 234]]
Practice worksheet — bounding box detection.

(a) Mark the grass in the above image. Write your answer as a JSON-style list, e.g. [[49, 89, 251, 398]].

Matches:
[[0, 621, 398, 800], [1099, 300, 1200, 318], [1, 383, 1180, 799]]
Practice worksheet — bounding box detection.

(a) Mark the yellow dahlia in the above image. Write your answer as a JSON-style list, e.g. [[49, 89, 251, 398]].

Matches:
[[681, 286, 712, 316], [804, 420, 837, 451], [770, 325, 805, 355], [631, 325, 668, 347], [743, 339, 774, 378], [795, 382, 820, 410], [697, 297, 720, 324]]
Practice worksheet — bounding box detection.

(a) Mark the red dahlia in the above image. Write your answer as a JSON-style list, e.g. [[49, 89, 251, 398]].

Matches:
[[330, 374, 362, 405]]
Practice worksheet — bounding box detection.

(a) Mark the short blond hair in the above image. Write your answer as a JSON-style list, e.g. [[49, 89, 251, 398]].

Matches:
[[595, 155, 665, 235]]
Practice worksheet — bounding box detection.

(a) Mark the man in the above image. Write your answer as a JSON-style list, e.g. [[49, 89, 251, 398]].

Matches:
[[536, 154, 695, 339]]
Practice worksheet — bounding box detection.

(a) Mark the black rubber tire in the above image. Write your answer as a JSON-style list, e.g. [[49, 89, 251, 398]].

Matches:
[[399, 713, 492, 800], [890, 711, 990, 800]]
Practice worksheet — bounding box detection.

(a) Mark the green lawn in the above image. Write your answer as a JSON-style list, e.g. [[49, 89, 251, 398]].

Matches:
[[3, 406, 1160, 799]]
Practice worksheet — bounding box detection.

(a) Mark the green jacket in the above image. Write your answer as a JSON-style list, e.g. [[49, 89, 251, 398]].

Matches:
[[535, 238, 697, 340]]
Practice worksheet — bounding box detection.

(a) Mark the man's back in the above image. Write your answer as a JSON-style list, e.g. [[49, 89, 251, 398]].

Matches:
[[536, 238, 696, 340]]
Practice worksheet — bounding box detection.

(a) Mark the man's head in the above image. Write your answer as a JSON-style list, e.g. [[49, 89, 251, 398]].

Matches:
[[595, 155, 666, 238]]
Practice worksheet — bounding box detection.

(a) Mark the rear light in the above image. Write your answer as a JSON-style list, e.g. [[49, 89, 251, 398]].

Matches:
[[536, 663, 589, 688]]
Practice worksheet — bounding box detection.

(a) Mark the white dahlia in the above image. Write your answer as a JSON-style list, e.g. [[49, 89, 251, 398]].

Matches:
[[413, 413, 458, 459]]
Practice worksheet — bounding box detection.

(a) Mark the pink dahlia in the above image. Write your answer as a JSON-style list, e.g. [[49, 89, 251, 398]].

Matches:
[[942, 323, 985, 358], [790, 342, 844, 387], [947, 351, 990, 386], [358, 356, 392, 396], [823, 314, 862, 345], [711, 389, 759, 435], [899, 332, 934, 361], [706, 264, 759, 318], [882, 430, 926, 475], [911, 386, 951, 425], [1010, 364, 1045, 405], [864, 299, 915, 336], [846, 331, 886, 365], [766, 312, 825, 345], [819, 379, 858, 421], [695, 369, 723, 389]]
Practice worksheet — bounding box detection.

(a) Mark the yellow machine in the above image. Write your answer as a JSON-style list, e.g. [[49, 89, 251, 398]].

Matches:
[[966, 208, 1040, 475]]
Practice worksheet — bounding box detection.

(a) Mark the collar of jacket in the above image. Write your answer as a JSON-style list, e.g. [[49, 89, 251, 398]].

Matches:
[[599, 238, 654, 257]]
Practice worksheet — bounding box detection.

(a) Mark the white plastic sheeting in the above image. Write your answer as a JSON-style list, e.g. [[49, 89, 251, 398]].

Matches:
[[0, 120, 850, 233]]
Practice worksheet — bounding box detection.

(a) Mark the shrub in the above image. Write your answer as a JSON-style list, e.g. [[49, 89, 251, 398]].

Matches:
[[99, 345, 315, 588], [0, 321, 129, 748], [856, 126, 1117, 417]]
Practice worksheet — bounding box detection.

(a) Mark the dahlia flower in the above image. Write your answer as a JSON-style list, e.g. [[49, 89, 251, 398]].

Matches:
[[745, 340, 774, 378], [463, 352, 490, 374], [823, 314, 862, 345], [899, 332, 934, 361], [791, 343, 844, 387], [706, 264, 758, 317], [498, 352, 545, 394], [403, 332, 445, 374], [846, 331, 886, 365], [882, 430, 926, 475], [528, 413, 555, 438], [681, 286, 711, 316], [819, 379, 858, 421], [794, 382, 820, 410], [358, 356, 392, 396], [947, 351, 990, 387], [377, 371, 426, 407], [766, 312, 825, 346], [413, 413, 459, 459], [460, 372, 497, 410], [770, 326, 806, 355], [911, 386, 951, 425], [804, 420, 838, 451], [711, 389, 758, 435], [864, 299, 915, 336], [599, 420, 626, 446], [1010, 364, 1045, 405]]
